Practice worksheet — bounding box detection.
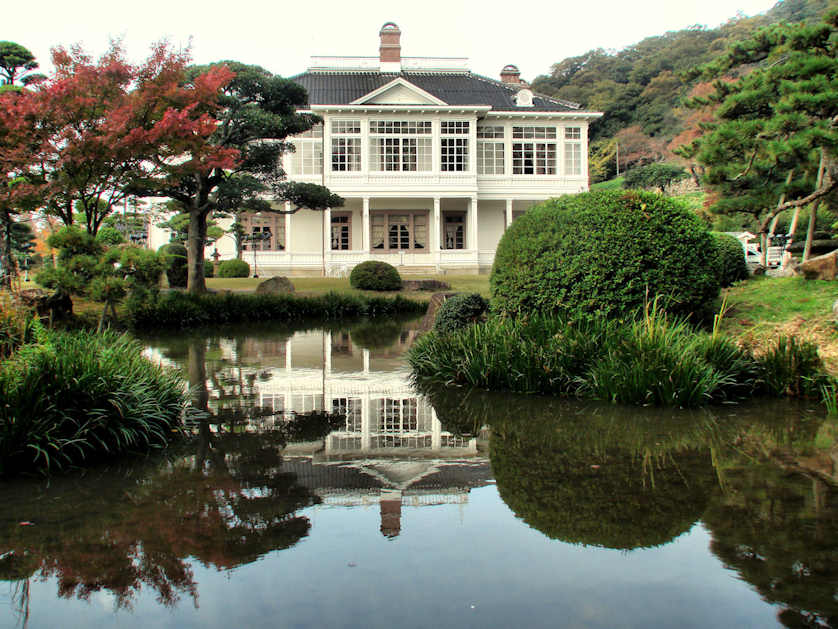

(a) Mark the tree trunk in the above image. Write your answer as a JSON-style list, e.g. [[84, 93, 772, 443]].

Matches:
[[803, 149, 826, 262], [0, 212, 12, 290], [187, 209, 209, 295]]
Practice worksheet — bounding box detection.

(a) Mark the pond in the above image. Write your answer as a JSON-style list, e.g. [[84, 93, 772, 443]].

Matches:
[[2, 317, 837, 629]]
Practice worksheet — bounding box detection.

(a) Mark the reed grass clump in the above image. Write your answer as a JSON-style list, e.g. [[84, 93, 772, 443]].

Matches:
[[127, 291, 427, 330], [409, 305, 830, 407], [0, 326, 187, 476]]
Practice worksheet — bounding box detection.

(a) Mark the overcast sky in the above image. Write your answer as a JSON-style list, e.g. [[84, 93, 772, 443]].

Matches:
[[17, 0, 779, 81]]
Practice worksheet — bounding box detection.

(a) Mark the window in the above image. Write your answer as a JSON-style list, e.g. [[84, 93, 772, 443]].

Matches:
[[370, 211, 428, 251], [477, 125, 505, 175], [369, 120, 432, 172], [512, 126, 557, 140], [331, 120, 361, 172], [378, 398, 418, 432], [443, 212, 465, 249], [512, 126, 557, 175], [441, 120, 469, 172], [331, 213, 351, 250], [564, 126, 582, 176], [241, 213, 285, 250], [332, 397, 362, 432], [287, 124, 323, 175]]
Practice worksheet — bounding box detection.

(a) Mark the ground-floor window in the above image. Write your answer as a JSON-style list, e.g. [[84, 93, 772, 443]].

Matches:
[[241, 213, 285, 250], [371, 211, 428, 251], [443, 212, 465, 249], [331, 213, 351, 250]]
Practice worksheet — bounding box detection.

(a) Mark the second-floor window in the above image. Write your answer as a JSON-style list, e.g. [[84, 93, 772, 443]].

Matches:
[[331, 120, 361, 172], [241, 213, 285, 251], [287, 124, 323, 176], [477, 125, 505, 175], [512, 126, 557, 175], [441, 120, 469, 172], [369, 120, 432, 172]]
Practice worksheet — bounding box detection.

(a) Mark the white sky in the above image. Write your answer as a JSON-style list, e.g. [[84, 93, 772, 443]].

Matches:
[[17, 0, 779, 81]]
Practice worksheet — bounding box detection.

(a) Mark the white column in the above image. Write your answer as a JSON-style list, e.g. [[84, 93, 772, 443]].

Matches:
[[505, 198, 513, 230], [362, 197, 370, 251], [469, 195, 479, 252], [324, 331, 332, 376], [285, 339, 292, 373], [363, 348, 370, 374], [433, 197, 442, 272], [284, 201, 292, 254], [361, 390, 372, 452], [431, 407, 441, 451], [324, 207, 332, 270]]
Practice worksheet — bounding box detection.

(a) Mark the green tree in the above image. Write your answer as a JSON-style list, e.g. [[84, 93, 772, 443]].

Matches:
[[143, 62, 343, 294], [623, 162, 688, 192], [0, 42, 44, 89], [678, 11, 838, 260]]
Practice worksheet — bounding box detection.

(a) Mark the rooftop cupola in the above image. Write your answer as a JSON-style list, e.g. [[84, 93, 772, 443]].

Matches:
[[500, 64, 521, 84], [379, 22, 402, 72]]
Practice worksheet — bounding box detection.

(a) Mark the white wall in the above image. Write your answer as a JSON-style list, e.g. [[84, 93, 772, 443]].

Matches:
[[478, 201, 505, 251]]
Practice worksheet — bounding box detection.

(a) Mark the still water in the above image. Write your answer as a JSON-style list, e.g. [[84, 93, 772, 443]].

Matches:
[[2, 317, 837, 628]]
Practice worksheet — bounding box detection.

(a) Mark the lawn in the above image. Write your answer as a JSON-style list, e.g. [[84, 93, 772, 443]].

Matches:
[[718, 276, 838, 371], [207, 274, 491, 299]]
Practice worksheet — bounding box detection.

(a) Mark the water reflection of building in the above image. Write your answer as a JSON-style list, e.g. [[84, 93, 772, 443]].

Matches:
[[150, 328, 492, 537]]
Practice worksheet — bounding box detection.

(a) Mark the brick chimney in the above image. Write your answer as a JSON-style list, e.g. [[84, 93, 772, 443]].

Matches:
[[500, 64, 521, 84], [379, 22, 402, 72]]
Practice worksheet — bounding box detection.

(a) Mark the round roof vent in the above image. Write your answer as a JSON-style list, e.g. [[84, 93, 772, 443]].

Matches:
[[381, 22, 400, 31]]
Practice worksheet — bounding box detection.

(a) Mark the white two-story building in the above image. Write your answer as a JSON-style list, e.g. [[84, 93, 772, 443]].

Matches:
[[151, 23, 601, 275]]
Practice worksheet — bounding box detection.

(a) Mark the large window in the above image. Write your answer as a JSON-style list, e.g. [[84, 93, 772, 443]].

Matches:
[[241, 213, 285, 251], [512, 126, 557, 175], [477, 125, 505, 175], [331, 120, 361, 172], [330, 213, 351, 250], [564, 126, 582, 176], [371, 211, 428, 251], [287, 124, 323, 175], [369, 120, 432, 172], [441, 120, 469, 172]]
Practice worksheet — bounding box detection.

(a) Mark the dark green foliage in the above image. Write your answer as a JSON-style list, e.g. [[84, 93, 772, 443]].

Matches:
[[349, 260, 402, 291], [409, 308, 828, 407], [434, 293, 488, 335], [217, 258, 250, 278], [119, 246, 163, 289], [491, 190, 720, 321], [622, 163, 687, 192], [204, 259, 214, 278], [712, 233, 749, 287], [349, 319, 403, 349], [94, 227, 125, 245], [127, 291, 426, 330], [0, 41, 43, 87], [158, 243, 188, 288], [757, 336, 829, 397], [0, 327, 187, 476]]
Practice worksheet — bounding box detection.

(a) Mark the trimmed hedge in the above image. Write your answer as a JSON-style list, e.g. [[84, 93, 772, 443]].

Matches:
[[158, 243, 188, 288], [434, 293, 488, 334], [349, 260, 402, 291], [491, 189, 721, 320], [712, 233, 748, 287], [127, 291, 428, 330], [218, 258, 250, 278]]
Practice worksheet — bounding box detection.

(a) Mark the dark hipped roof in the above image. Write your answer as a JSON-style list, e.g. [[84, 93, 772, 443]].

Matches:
[[291, 71, 581, 112]]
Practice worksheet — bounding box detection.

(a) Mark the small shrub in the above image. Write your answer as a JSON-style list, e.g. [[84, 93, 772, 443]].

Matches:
[[434, 293, 488, 334], [712, 233, 748, 287], [204, 259, 214, 278], [218, 258, 250, 278], [491, 189, 721, 321], [158, 243, 188, 288], [757, 336, 827, 397], [349, 261, 402, 291]]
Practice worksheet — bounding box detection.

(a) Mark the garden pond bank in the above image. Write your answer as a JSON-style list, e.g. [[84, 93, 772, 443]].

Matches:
[[1, 316, 837, 628]]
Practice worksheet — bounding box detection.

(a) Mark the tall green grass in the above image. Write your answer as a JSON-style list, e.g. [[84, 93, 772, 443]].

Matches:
[[128, 291, 427, 330], [409, 307, 829, 408], [0, 326, 187, 476]]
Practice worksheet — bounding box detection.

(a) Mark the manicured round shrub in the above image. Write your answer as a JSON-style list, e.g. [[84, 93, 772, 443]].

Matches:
[[204, 259, 214, 278], [349, 260, 402, 291], [434, 293, 488, 334], [158, 243, 188, 288], [218, 258, 250, 278], [94, 227, 125, 245], [712, 233, 748, 287], [491, 189, 721, 320]]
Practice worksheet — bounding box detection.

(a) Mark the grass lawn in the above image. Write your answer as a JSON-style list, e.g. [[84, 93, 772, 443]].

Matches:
[[718, 276, 838, 372], [206, 274, 491, 299]]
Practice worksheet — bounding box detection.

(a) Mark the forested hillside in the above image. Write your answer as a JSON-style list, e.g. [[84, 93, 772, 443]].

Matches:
[[531, 0, 833, 182]]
